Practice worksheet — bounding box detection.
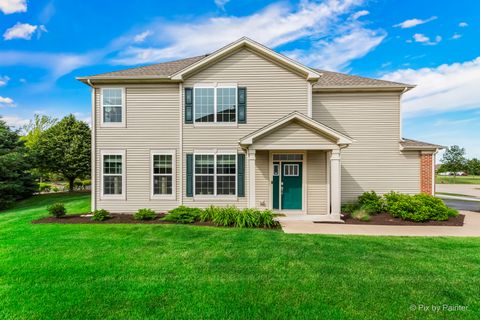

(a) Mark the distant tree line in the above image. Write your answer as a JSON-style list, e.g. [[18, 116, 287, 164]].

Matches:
[[438, 145, 480, 181], [0, 114, 90, 209]]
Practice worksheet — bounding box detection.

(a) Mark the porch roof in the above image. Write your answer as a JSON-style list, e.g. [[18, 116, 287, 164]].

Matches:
[[239, 112, 354, 149]]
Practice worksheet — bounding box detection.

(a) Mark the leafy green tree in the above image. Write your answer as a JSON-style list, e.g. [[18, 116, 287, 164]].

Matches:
[[440, 145, 467, 183], [468, 158, 480, 179], [0, 118, 36, 209], [21, 114, 57, 182], [36, 115, 91, 192]]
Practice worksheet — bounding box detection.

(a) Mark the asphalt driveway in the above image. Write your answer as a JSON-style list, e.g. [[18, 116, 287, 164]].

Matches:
[[436, 183, 480, 198]]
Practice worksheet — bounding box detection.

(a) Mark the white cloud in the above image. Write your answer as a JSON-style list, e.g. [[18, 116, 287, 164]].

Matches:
[[284, 26, 385, 71], [0, 75, 10, 86], [133, 30, 151, 43], [351, 10, 369, 20], [0, 96, 15, 107], [381, 57, 480, 116], [214, 0, 230, 10], [3, 22, 47, 40], [451, 33, 462, 40], [2, 115, 29, 127], [394, 16, 437, 28], [0, 0, 26, 14], [459, 22, 468, 27], [113, 0, 367, 65], [410, 33, 441, 45]]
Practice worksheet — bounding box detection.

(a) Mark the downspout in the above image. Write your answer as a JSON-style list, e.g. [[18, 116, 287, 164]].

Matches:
[[87, 79, 97, 211]]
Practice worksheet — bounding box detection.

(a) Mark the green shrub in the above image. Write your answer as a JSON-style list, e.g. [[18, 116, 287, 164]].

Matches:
[[389, 193, 457, 222], [39, 182, 52, 193], [74, 180, 83, 190], [351, 208, 370, 221], [383, 191, 405, 212], [200, 205, 278, 228], [52, 186, 59, 192], [341, 202, 360, 214], [358, 191, 384, 214], [134, 208, 156, 220], [82, 180, 92, 188], [47, 203, 66, 218], [92, 209, 110, 221], [163, 206, 201, 224]]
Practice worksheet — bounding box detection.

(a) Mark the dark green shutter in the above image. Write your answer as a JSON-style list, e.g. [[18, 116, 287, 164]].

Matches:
[[186, 154, 193, 197], [185, 87, 193, 124], [237, 153, 245, 197], [237, 87, 246, 124]]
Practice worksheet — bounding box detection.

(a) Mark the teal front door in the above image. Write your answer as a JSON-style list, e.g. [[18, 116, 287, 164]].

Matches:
[[272, 161, 303, 210], [281, 162, 302, 210]]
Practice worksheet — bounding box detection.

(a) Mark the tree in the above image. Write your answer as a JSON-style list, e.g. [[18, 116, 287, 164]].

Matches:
[[21, 114, 57, 182], [468, 158, 480, 180], [440, 145, 467, 183], [36, 115, 91, 192], [0, 119, 36, 209]]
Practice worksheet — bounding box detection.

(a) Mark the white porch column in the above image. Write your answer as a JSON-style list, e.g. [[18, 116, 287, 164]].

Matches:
[[330, 149, 341, 217], [248, 149, 256, 208]]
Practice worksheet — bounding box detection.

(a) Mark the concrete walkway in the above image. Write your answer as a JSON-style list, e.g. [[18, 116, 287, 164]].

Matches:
[[280, 211, 480, 237]]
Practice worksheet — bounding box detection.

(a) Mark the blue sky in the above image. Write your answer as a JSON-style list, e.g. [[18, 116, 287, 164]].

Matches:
[[0, 0, 479, 159]]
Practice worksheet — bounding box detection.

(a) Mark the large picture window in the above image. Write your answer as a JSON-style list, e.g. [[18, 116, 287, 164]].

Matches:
[[152, 151, 175, 198], [194, 86, 237, 123], [102, 88, 124, 125], [194, 153, 236, 196], [101, 150, 125, 198]]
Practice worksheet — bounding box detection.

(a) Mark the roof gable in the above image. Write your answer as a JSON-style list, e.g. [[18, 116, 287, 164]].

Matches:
[[171, 37, 321, 81], [240, 112, 353, 146]]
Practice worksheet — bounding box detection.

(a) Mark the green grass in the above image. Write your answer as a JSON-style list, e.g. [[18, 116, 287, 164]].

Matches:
[[436, 175, 480, 184], [1, 193, 480, 319]]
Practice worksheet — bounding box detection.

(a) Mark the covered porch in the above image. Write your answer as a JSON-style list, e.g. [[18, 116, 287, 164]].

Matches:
[[239, 112, 353, 221]]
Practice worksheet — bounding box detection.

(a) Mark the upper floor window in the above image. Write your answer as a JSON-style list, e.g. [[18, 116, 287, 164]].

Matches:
[[101, 88, 125, 126], [194, 86, 237, 123]]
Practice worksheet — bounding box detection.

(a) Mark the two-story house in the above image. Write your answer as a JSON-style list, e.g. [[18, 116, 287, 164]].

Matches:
[[77, 37, 442, 221]]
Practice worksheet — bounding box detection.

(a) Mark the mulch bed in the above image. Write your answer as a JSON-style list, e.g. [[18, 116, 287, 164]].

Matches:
[[341, 212, 465, 226], [32, 213, 215, 226]]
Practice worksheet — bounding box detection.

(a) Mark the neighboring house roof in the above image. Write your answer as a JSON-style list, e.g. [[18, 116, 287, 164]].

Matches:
[[400, 138, 445, 151], [77, 37, 413, 89], [239, 111, 354, 146]]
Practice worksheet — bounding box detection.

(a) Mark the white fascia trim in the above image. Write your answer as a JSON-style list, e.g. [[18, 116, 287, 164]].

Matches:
[[100, 149, 127, 200], [240, 112, 353, 146], [150, 149, 177, 200], [170, 37, 321, 81]]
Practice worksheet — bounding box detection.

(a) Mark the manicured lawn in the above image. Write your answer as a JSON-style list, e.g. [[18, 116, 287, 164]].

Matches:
[[1, 193, 479, 319], [436, 175, 480, 184]]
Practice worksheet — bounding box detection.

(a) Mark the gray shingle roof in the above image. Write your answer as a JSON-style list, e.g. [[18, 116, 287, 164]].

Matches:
[[313, 69, 412, 88], [84, 55, 207, 79], [79, 55, 413, 88], [400, 138, 444, 150]]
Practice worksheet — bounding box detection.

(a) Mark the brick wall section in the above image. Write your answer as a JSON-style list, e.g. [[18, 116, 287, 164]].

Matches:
[[420, 153, 433, 194]]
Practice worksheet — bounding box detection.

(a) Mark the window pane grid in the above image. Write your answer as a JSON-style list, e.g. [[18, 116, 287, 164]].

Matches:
[[194, 154, 236, 196], [153, 154, 173, 195], [194, 88, 214, 122], [103, 88, 123, 123], [103, 154, 123, 195], [216, 88, 236, 122]]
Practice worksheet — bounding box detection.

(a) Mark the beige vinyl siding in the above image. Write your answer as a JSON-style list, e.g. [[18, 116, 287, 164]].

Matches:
[[255, 150, 270, 208], [95, 84, 181, 213], [307, 150, 328, 214], [312, 92, 420, 202], [252, 121, 336, 149], [182, 48, 309, 207]]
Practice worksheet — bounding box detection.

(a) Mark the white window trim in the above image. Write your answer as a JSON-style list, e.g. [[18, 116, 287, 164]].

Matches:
[[193, 83, 238, 126], [101, 87, 126, 127], [193, 151, 238, 200], [150, 149, 176, 200], [100, 149, 126, 200]]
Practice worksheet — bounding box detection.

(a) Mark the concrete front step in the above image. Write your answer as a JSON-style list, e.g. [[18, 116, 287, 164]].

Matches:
[[275, 214, 344, 223]]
